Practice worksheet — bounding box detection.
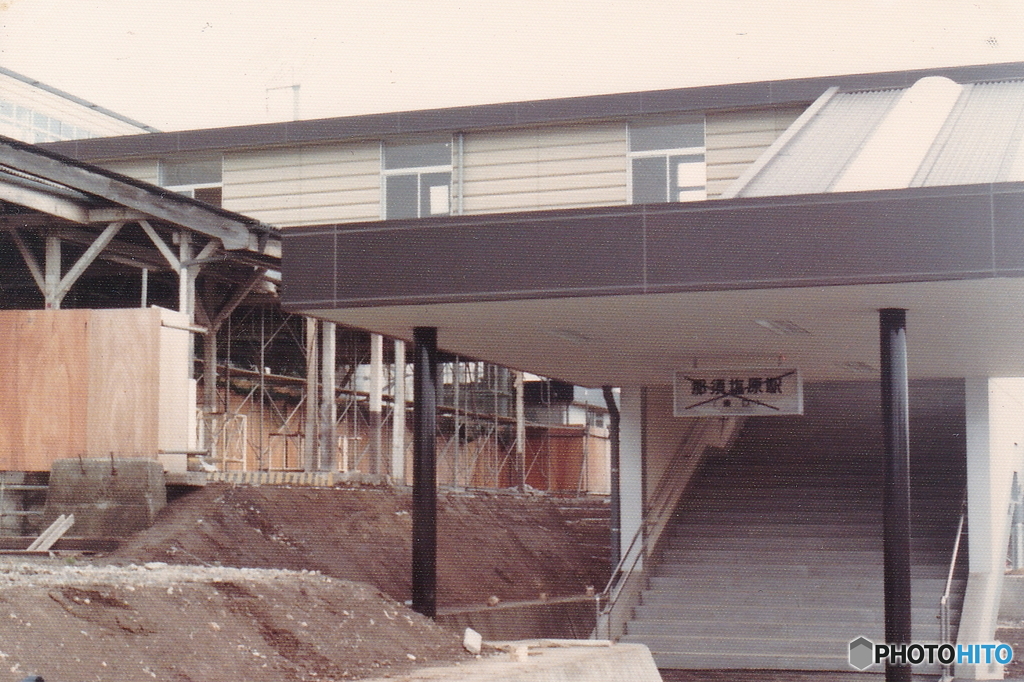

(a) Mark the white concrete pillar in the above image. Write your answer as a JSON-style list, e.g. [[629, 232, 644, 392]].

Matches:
[[370, 333, 384, 475], [959, 377, 1024, 680], [391, 339, 406, 483], [619, 386, 644, 569], [304, 317, 319, 471], [966, 378, 1024, 575], [319, 321, 337, 470]]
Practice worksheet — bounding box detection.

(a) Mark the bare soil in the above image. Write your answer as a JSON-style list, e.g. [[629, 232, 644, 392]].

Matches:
[[105, 484, 610, 608], [0, 484, 610, 682]]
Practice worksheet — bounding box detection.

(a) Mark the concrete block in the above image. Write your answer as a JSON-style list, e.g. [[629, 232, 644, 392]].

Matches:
[[358, 643, 661, 682], [464, 628, 483, 655], [44, 458, 166, 537]]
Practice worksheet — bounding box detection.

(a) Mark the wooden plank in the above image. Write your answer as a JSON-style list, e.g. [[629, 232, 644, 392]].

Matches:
[[0, 311, 23, 470], [27, 513, 74, 551]]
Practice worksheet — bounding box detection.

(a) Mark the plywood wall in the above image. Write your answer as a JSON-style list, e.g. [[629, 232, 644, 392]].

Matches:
[[0, 307, 194, 472]]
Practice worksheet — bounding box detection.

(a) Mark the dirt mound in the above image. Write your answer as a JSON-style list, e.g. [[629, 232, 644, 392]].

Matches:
[[106, 484, 610, 608], [0, 562, 470, 681]]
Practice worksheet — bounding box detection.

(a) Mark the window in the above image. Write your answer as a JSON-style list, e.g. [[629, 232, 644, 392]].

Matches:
[[382, 139, 452, 219], [628, 118, 706, 204], [160, 155, 223, 206]]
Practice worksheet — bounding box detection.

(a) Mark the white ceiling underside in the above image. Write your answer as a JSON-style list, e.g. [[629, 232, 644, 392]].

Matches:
[[301, 277, 1024, 388]]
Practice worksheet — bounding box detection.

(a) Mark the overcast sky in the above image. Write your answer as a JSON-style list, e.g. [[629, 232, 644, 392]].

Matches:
[[1, 1, 1023, 132]]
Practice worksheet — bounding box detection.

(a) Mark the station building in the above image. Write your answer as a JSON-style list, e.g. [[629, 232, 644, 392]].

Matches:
[[45, 60, 1024, 677]]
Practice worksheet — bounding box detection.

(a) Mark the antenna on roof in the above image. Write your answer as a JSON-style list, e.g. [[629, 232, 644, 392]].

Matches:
[[265, 84, 301, 122]]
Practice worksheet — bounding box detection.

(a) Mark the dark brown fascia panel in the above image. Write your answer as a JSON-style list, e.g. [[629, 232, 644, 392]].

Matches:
[[45, 62, 1024, 161], [280, 182, 1024, 311]]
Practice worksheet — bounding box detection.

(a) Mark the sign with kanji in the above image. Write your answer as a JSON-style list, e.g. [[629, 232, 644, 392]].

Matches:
[[673, 368, 803, 417]]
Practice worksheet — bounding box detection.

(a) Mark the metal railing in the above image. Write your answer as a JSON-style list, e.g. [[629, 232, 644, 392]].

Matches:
[[595, 447, 686, 635], [594, 417, 743, 639], [939, 498, 967, 682]]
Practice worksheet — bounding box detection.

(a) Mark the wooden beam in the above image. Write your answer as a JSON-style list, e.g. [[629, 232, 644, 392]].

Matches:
[[210, 267, 268, 332], [51, 221, 124, 306], [86, 207, 148, 223], [10, 229, 45, 293], [0, 140, 257, 250], [45, 235, 60, 309], [139, 220, 180, 269], [0, 178, 89, 223]]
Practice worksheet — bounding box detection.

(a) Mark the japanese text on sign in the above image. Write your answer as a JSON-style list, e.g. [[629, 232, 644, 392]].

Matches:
[[673, 369, 803, 417]]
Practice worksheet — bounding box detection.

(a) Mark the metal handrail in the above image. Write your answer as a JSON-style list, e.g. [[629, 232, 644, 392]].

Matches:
[[939, 498, 967, 682], [596, 424, 734, 635]]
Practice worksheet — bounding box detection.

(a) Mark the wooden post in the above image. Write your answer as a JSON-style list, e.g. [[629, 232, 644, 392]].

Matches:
[[204, 329, 218, 462], [44, 235, 60, 309]]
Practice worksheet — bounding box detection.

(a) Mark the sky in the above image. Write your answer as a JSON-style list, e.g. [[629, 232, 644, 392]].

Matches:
[[1, 0, 1023, 132]]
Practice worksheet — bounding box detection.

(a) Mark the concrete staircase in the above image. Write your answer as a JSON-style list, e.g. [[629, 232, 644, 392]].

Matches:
[[620, 380, 967, 672]]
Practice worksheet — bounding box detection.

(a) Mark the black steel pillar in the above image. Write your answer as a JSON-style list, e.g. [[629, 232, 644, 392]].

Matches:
[[412, 327, 438, 618], [880, 308, 912, 682]]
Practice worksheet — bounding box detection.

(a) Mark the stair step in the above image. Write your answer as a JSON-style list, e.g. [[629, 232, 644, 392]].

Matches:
[[646, 650, 939, 673], [631, 602, 957, 623], [651, 563, 952, 580], [656, 549, 950, 566], [625, 620, 942, 640], [618, 380, 967, 673], [646, 573, 963, 592], [638, 588, 959, 610], [662, 536, 950, 552]]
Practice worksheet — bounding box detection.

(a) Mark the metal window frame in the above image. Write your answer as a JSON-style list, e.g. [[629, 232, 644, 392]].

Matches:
[[381, 136, 455, 220], [627, 117, 708, 204]]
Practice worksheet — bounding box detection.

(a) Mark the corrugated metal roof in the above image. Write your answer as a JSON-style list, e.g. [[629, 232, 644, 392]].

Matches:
[[732, 78, 1024, 197]]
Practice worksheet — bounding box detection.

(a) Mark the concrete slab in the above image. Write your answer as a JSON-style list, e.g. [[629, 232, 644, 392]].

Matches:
[[359, 643, 661, 682]]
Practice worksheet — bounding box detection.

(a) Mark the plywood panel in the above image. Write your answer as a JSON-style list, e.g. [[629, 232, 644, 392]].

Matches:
[[0, 308, 193, 471], [86, 308, 160, 457], [12, 310, 90, 470]]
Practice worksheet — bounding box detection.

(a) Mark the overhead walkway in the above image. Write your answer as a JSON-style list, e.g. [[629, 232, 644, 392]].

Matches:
[[619, 380, 967, 672]]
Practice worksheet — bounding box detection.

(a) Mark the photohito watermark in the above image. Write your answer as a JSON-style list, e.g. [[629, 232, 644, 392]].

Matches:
[[848, 637, 1014, 670]]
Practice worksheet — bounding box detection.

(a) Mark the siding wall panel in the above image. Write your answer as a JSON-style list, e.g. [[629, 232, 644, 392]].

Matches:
[[98, 159, 160, 185], [462, 123, 628, 214], [706, 105, 805, 198], [223, 143, 381, 227]]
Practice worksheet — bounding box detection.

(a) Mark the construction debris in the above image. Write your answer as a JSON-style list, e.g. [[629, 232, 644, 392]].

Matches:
[[26, 514, 74, 552]]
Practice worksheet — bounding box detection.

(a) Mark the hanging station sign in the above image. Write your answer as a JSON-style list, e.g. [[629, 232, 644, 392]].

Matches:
[[673, 368, 804, 417]]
